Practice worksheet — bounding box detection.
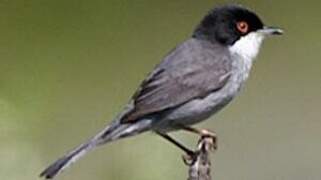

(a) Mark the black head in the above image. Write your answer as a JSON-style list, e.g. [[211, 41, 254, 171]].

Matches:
[[193, 4, 282, 45]]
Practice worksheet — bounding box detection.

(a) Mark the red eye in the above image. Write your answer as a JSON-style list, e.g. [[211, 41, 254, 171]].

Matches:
[[236, 21, 249, 34]]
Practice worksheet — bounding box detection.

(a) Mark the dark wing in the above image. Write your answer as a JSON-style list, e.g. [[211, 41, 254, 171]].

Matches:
[[121, 39, 231, 123]]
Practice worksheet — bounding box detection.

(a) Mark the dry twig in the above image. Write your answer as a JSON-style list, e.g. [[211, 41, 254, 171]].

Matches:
[[184, 136, 216, 180]]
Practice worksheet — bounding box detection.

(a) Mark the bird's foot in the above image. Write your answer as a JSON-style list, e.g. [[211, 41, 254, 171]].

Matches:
[[182, 133, 216, 165], [198, 129, 217, 150], [182, 151, 198, 165]]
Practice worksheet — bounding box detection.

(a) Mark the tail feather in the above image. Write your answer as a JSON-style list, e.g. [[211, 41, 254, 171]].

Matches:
[[40, 142, 93, 179], [40, 119, 153, 179]]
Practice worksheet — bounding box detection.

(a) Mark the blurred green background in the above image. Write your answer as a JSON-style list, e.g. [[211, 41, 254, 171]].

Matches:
[[0, 0, 320, 180]]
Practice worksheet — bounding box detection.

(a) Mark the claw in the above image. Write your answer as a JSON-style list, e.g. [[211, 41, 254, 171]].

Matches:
[[199, 129, 217, 151], [182, 151, 198, 165]]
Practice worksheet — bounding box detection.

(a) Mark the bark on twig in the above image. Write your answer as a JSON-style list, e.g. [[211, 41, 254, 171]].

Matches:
[[185, 136, 216, 180]]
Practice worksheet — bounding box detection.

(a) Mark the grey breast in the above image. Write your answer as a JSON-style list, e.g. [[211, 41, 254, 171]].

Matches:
[[155, 39, 252, 131]]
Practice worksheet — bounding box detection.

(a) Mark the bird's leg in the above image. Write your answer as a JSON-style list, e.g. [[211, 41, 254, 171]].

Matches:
[[181, 126, 217, 150], [156, 132, 198, 164], [156, 132, 194, 155]]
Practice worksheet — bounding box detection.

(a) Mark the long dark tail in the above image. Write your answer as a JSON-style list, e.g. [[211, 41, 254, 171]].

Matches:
[[40, 142, 94, 179], [40, 120, 152, 179]]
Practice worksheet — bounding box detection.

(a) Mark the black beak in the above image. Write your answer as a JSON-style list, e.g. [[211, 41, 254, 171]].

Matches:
[[259, 26, 284, 35]]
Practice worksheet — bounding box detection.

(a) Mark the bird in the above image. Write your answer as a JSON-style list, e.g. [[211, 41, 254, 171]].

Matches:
[[40, 4, 283, 179]]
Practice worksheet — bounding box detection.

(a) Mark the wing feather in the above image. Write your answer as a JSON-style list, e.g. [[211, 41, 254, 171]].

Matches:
[[121, 39, 231, 123]]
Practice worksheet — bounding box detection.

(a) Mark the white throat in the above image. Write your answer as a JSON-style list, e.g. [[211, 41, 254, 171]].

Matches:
[[229, 32, 265, 62], [228, 32, 266, 83]]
